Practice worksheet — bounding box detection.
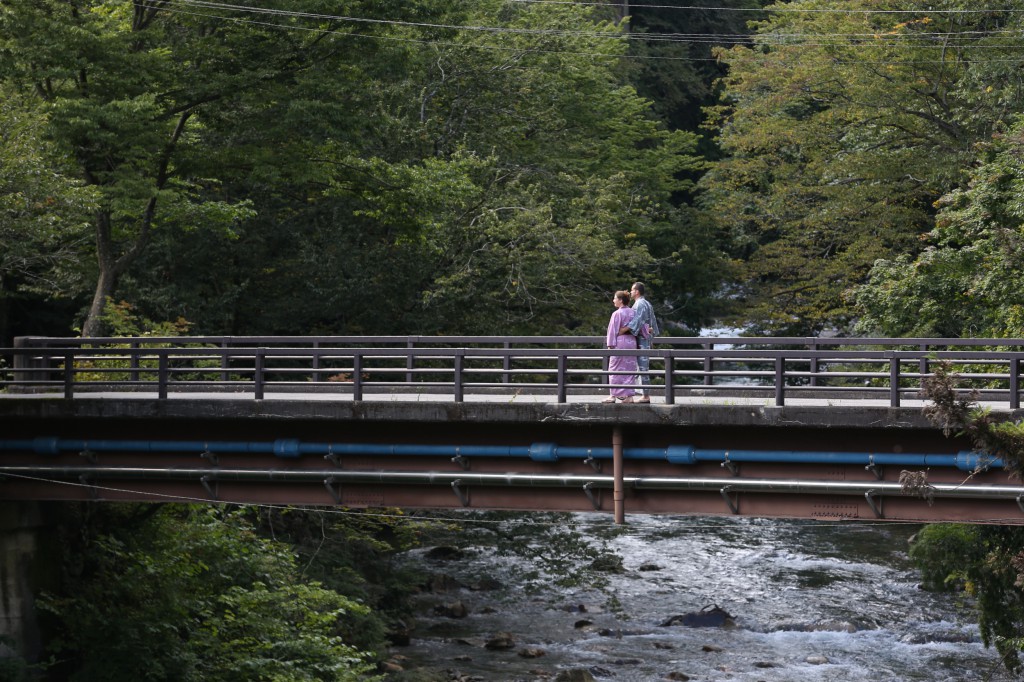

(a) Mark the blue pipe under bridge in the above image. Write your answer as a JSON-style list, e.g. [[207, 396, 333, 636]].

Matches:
[[0, 437, 1002, 472]]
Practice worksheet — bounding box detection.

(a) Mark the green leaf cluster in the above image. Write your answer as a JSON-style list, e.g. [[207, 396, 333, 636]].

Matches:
[[0, 0, 723, 338], [38, 504, 383, 682], [857, 117, 1024, 337], [703, 0, 1024, 335], [910, 524, 1024, 672]]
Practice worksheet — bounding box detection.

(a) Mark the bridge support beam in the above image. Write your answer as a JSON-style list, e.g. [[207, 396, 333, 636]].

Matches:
[[0, 502, 55, 666], [613, 426, 624, 524]]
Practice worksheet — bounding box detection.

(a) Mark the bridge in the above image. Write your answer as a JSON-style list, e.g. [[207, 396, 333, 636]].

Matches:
[[3, 335, 1024, 525]]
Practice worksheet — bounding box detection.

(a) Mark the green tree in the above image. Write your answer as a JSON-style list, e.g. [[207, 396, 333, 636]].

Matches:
[[39, 504, 381, 681], [0, 88, 96, 343], [856, 117, 1024, 337], [701, 0, 1024, 335], [110, 1, 710, 335], [911, 524, 1024, 672]]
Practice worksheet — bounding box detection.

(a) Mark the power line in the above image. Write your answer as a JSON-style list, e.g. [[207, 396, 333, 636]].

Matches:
[[508, 0, 1024, 15], [142, 0, 1024, 65], [162, 0, 1024, 43]]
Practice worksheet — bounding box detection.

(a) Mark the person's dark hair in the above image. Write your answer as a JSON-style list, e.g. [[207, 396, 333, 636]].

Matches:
[[632, 282, 646, 296], [615, 290, 630, 305]]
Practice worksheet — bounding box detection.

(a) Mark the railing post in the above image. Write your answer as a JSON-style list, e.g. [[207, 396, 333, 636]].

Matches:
[[352, 352, 362, 401], [612, 426, 625, 525], [312, 341, 321, 382], [406, 340, 415, 384], [557, 353, 567, 404], [129, 340, 140, 382], [1012, 357, 1020, 410], [809, 339, 818, 387], [220, 341, 230, 382], [774, 356, 785, 406], [158, 351, 169, 399], [703, 343, 713, 386], [919, 344, 929, 391], [889, 354, 901, 407], [254, 349, 264, 400], [12, 337, 41, 385], [503, 341, 512, 384], [664, 354, 675, 405], [454, 351, 464, 403], [63, 351, 75, 400]]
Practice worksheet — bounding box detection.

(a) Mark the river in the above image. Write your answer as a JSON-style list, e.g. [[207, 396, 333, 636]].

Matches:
[[390, 513, 1014, 681]]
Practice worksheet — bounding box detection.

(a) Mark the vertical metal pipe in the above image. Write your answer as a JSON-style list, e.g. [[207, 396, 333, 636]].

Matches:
[[454, 351, 464, 403], [612, 426, 625, 524], [253, 350, 263, 401], [1012, 357, 1020, 410], [158, 352, 169, 400], [556, 354, 567, 404], [703, 343, 713, 386], [889, 354, 901, 407], [809, 339, 818, 387], [774, 356, 785, 406], [129, 340, 140, 383], [220, 341, 229, 382], [63, 351, 74, 400], [503, 341, 511, 384], [664, 355, 675, 405], [353, 353, 363, 402], [406, 340, 414, 384], [312, 341, 321, 383]]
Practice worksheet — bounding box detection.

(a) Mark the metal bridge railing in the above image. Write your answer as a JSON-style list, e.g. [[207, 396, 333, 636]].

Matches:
[[3, 335, 1024, 408]]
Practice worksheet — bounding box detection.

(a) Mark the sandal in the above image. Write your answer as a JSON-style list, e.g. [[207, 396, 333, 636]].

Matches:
[[637, 397, 650, 404], [602, 397, 617, 403], [619, 397, 634, 403]]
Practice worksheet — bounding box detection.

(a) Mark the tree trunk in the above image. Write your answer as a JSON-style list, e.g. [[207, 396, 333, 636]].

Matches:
[[80, 267, 115, 338], [80, 210, 118, 338]]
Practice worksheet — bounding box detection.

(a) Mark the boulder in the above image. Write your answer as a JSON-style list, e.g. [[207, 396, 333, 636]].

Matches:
[[433, 600, 469, 618], [659, 605, 735, 628], [424, 546, 466, 561], [484, 632, 516, 650]]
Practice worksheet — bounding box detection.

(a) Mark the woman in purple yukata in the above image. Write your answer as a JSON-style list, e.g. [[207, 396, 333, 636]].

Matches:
[[604, 290, 638, 403]]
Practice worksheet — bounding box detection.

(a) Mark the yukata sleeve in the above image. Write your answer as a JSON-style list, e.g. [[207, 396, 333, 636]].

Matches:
[[648, 302, 661, 337], [606, 312, 619, 348], [626, 307, 643, 336]]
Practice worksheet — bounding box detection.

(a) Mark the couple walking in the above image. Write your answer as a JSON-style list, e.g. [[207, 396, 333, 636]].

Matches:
[[604, 282, 660, 404]]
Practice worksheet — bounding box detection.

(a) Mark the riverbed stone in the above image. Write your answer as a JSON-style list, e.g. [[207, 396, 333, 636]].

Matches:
[[660, 605, 735, 628], [424, 546, 466, 561], [664, 673, 690, 681], [469, 576, 502, 591], [518, 647, 546, 658], [484, 632, 516, 650], [589, 554, 625, 573], [425, 573, 463, 592], [553, 669, 596, 682], [434, 600, 469, 618], [806, 655, 830, 665]]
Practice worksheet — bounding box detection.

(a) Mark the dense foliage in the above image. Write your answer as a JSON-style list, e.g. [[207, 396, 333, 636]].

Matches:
[[0, 0, 728, 340], [36, 503, 428, 681], [703, 0, 1024, 335]]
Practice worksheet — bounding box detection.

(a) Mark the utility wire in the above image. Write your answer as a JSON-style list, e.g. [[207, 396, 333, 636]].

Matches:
[[142, 0, 1024, 64]]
